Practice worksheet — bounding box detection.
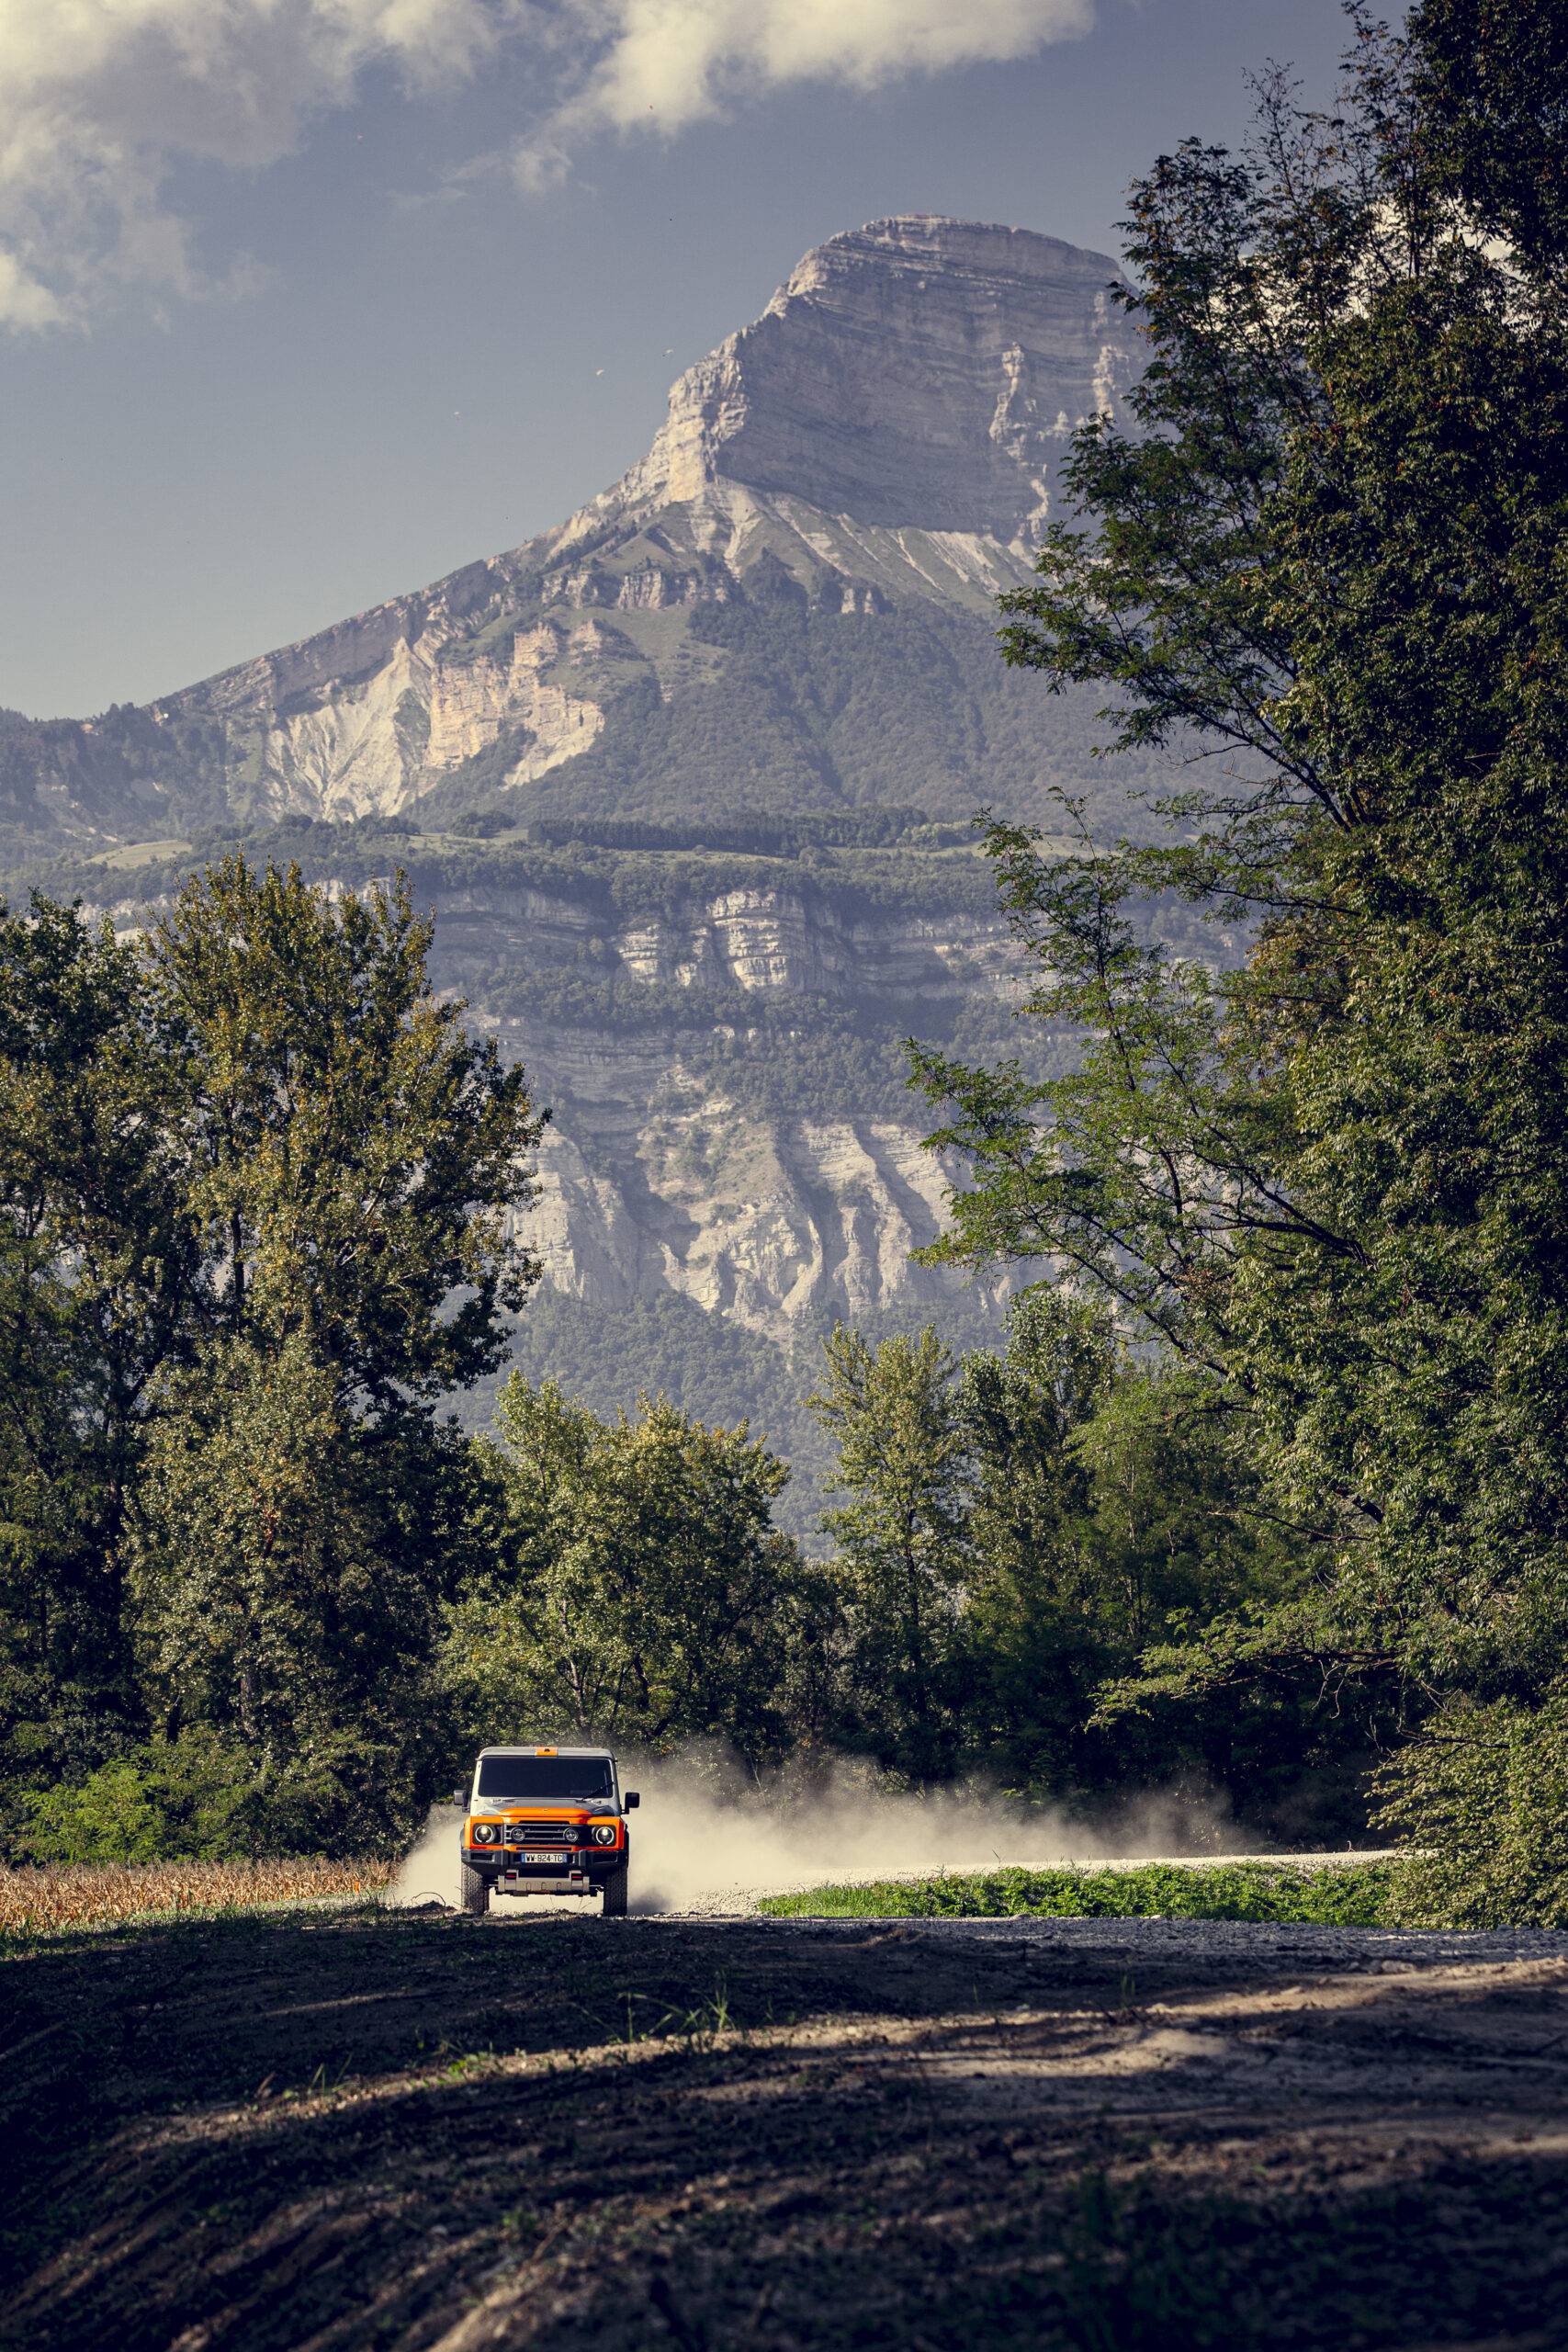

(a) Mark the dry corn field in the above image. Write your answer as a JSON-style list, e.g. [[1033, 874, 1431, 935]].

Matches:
[[0, 1856, 392, 1936]]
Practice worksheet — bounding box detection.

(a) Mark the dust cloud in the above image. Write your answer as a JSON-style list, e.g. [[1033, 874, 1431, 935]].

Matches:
[[386, 1808, 464, 1908], [624, 1751, 1245, 1915], [383, 1748, 1247, 1916]]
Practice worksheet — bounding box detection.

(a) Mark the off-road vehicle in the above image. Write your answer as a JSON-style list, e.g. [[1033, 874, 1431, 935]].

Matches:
[[453, 1745, 639, 1915]]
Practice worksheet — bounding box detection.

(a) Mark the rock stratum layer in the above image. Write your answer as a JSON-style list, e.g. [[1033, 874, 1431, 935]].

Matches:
[[434, 868, 1025, 1344], [591, 217, 1131, 538]]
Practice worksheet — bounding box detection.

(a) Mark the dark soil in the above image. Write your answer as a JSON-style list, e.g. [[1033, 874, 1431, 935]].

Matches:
[[3, 1908, 1566, 2350]]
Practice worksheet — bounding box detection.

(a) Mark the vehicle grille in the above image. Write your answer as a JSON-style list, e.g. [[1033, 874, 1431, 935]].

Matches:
[[502, 1823, 575, 1847]]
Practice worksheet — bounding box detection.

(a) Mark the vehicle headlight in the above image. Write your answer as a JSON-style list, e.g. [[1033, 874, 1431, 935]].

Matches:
[[592, 1824, 618, 1846], [471, 1821, 499, 1845]]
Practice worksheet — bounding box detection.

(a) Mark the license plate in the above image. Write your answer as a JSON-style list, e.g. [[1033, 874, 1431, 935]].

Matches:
[[522, 1849, 562, 1863]]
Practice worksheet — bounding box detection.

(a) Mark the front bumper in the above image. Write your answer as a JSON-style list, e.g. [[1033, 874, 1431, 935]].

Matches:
[[464, 1834, 626, 1895], [492, 1865, 598, 1897]]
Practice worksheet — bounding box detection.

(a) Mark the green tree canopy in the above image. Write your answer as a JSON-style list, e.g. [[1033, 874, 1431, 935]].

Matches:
[[0, 898, 192, 1781], [807, 1325, 973, 1781], [961, 1295, 1303, 1801], [448, 1376, 825, 1767], [910, 9, 1568, 1872], [148, 855, 539, 1404], [0, 858, 543, 1849]]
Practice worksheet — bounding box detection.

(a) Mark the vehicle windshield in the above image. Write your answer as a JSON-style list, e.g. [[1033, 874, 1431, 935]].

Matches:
[[474, 1755, 615, 1804]]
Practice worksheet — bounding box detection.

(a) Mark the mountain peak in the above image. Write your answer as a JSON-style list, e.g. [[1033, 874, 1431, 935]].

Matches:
[[776, 214, 1122, 302], [0, 216, 1143, 851], [604, 215, 1135, 543]]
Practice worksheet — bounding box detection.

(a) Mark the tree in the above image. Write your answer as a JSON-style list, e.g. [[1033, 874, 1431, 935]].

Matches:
[[125, 1337, 488, 1848], [1413, 0, 1568, 277], [119, 861, 543, 1844], [145, 856, 539, 1401], [448, 1377, 823, 1767], [958, 1293, 1109, 1792], [959, 1293, 1322, 1820], [910, 13, 1568, 1876], [808, 1326, 972, 1780], [0, 897, 192, 1799], [0, 856, 543, 1852]]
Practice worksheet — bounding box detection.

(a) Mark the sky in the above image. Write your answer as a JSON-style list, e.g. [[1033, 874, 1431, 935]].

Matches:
[[3, 0, 1354, 721]]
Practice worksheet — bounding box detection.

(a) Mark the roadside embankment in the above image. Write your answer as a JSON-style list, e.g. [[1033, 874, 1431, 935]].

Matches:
[[759, 1858, 1398, 1924]]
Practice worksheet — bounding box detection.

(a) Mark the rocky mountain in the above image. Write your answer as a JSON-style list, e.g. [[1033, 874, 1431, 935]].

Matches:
[[2, 217, 1140, 851], [430, 853, 1027, 1342], [7, 217, 1157, 1486]]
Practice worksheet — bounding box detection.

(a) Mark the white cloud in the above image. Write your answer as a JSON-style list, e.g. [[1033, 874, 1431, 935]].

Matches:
[[0, 0, 514, 326], [0, 0, 1099, 328], [0, 246, 65, 330], [516, 0, 1095, 185]]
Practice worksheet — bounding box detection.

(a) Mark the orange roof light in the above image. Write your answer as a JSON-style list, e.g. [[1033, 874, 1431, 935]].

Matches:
[[535, 1747, 558, 1757]]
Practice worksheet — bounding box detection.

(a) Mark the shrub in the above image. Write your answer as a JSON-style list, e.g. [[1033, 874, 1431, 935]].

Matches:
[[761, 1860, 1394, 1925], [13, 1729, 253, 1866], [1379, 1690, 1568, 1928]]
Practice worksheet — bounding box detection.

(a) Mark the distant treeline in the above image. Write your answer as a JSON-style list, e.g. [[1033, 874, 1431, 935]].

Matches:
[[500, 808, 980, 856], [16, 831, 1001, 932]]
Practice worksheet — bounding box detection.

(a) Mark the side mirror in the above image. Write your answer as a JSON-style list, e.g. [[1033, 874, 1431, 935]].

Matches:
[[451, 1789, 468, 1810], [624, 1791, 640, 1811]]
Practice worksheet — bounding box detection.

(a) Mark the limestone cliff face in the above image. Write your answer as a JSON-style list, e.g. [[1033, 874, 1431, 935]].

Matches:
[[3, 216, 1137, 845], [432, 876, 1018, 1003], [429, 867, 1023, 1348], [220, 616, 607, 823], [586, 217, 1134, 542], [525, 1103, 976, 1342]]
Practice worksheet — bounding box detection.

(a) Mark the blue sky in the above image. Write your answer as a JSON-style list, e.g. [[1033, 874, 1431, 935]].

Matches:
[[3, 1, 1353, 719]]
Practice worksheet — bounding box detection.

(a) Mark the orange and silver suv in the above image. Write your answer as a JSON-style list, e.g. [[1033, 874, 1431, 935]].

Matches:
[[453, 1745, 639, 1915]]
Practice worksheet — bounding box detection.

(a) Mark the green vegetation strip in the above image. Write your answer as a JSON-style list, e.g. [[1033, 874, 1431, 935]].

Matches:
[[759, 1860, 1396, 1927]]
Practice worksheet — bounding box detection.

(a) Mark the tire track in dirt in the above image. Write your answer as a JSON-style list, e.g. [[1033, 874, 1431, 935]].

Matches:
[[5, 1912, 1566, 2350]]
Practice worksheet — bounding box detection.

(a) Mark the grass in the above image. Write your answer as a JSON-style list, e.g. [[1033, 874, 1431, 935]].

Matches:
[[86, 837, 192, 870], [758, 1860, 1397, 1927], [0, 1856, 393, 1938]]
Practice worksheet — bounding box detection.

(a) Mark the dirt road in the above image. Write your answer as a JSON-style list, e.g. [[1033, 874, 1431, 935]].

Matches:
[[5, 1908, 1567, 2349]]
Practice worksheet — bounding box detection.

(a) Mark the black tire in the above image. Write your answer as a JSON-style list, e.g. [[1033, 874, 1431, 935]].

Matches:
[[458, 1858, 490, 1916], [601, 1862, 628, 1917]]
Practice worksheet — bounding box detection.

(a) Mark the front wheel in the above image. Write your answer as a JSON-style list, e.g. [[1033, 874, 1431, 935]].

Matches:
[[458, 1858, 490, 1916], [601, 1863, 628, 1917]]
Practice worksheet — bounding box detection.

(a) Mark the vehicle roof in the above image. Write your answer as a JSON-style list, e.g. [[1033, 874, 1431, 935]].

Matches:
[[476, 1745, 615, 1758]]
